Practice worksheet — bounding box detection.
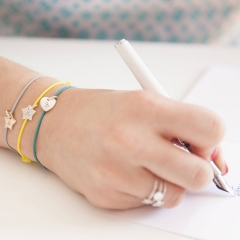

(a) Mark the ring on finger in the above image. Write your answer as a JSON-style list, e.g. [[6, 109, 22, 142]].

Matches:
[[142, 180, 167, 207]]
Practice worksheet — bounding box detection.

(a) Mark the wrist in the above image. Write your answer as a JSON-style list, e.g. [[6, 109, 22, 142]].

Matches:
[[11, 79, 70, 163], [36, 88, 94, 171]]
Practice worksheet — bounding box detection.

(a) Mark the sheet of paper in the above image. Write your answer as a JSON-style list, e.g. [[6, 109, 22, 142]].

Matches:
[[96, 65, 240, 240]]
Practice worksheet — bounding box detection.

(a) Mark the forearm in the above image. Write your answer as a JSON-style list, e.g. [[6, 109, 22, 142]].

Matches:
[[0, 57, 63, 161]]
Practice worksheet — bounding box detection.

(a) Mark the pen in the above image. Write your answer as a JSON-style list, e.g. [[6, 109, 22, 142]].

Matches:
[[114, 39, 234, 196]]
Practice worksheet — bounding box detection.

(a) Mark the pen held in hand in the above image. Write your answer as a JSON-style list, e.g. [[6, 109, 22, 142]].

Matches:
[[114, 39, 234, 196]]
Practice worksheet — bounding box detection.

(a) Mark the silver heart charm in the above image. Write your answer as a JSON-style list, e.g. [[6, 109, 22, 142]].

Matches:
[[40, 96, 57, 112]]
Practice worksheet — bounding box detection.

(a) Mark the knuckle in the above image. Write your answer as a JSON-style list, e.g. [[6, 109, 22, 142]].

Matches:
[[130, 91, 169, 131], [166, 187, 186, 208], [132, 91, 164, 113], [133, 90, 153, 103], [192, 162, 213, 190], [204, 110, 225, 145]]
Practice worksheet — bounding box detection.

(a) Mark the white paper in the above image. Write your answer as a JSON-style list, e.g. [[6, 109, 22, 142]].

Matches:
[[97, 65, 240, 240]]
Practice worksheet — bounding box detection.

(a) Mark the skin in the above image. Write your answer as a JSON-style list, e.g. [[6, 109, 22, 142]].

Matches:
[[0, 57, 227, 210]]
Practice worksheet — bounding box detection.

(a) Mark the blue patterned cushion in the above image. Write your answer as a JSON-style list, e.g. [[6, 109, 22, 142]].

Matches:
[[0, 0, 239, 43]]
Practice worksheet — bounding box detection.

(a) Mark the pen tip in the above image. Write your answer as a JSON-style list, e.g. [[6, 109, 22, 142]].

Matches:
[[223, 182, 235, 196], [213, 178, 235, 196], [228, 188, 235, 197]]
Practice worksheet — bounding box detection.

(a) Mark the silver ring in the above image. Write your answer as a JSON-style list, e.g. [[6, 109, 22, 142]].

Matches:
[[142, 180, 167, 207]]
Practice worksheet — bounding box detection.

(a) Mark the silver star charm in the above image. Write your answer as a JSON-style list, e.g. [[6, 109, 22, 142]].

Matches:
[[4, 111, 16, 130], [22, 105, 37, 120]]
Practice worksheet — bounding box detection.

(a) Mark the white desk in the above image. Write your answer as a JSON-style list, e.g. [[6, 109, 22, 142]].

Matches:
[[1, 37, 240, 240]]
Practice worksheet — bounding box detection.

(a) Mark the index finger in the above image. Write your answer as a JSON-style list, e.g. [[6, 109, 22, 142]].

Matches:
[[154, 98, 226, 173]]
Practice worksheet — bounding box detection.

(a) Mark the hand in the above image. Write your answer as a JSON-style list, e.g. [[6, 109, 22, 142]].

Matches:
[[33, 89, 226, 210]]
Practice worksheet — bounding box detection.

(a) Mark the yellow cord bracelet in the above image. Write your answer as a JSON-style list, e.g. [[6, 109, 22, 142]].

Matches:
[[17, 81, 71, 163]]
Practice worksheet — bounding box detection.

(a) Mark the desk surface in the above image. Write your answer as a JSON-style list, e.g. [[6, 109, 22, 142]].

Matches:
[[1, 37, 240, 240]]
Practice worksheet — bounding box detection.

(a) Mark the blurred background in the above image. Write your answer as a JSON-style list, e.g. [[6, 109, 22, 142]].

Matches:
[[0, 0, 240, 46]]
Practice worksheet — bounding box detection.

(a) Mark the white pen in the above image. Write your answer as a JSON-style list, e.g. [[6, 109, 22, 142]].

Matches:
[[114, 39, 234, 196]]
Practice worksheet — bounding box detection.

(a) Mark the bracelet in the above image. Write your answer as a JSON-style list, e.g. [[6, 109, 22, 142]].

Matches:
[[17, 81, 70, 163], [4, 75, 45, 151], [33, 85, 76, 166]]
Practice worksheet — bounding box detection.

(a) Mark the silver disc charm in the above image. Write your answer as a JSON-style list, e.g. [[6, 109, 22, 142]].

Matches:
[[153, 191, 164, 201]]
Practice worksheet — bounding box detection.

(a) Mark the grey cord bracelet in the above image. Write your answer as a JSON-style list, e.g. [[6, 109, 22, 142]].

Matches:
[[4, 75, 45, 152]]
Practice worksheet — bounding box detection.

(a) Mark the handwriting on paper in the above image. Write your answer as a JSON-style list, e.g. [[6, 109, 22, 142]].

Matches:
[[232, 184, 240, 196]]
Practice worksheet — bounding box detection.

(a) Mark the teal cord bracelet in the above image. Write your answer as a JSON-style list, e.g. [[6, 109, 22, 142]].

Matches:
[[33, 85, 76, 166]]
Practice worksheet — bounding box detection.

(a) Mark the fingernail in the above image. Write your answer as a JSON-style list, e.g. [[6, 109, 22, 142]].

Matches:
[[211, 146, 228, 175], [211, 148, 218, 160], [223, 164, 228, 176]]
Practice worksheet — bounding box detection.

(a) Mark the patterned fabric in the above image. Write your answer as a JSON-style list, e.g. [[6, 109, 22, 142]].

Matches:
[[0, 0, 240, 43]]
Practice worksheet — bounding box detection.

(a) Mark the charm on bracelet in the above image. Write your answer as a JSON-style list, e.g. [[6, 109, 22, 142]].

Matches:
[[4, 110, 16, 130], [22, 105, 38, 120], [40, 96, 57, 112]]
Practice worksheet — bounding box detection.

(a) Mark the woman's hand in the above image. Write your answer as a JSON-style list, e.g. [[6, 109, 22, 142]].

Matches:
[[33, 89, 226, 210], [0, 58, 225, 210]]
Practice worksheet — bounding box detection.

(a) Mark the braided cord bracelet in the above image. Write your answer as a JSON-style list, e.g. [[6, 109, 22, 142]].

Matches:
[[17, 81, 70, 163], [4, 75, 45, 151], [33, 85, 76, 166]]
